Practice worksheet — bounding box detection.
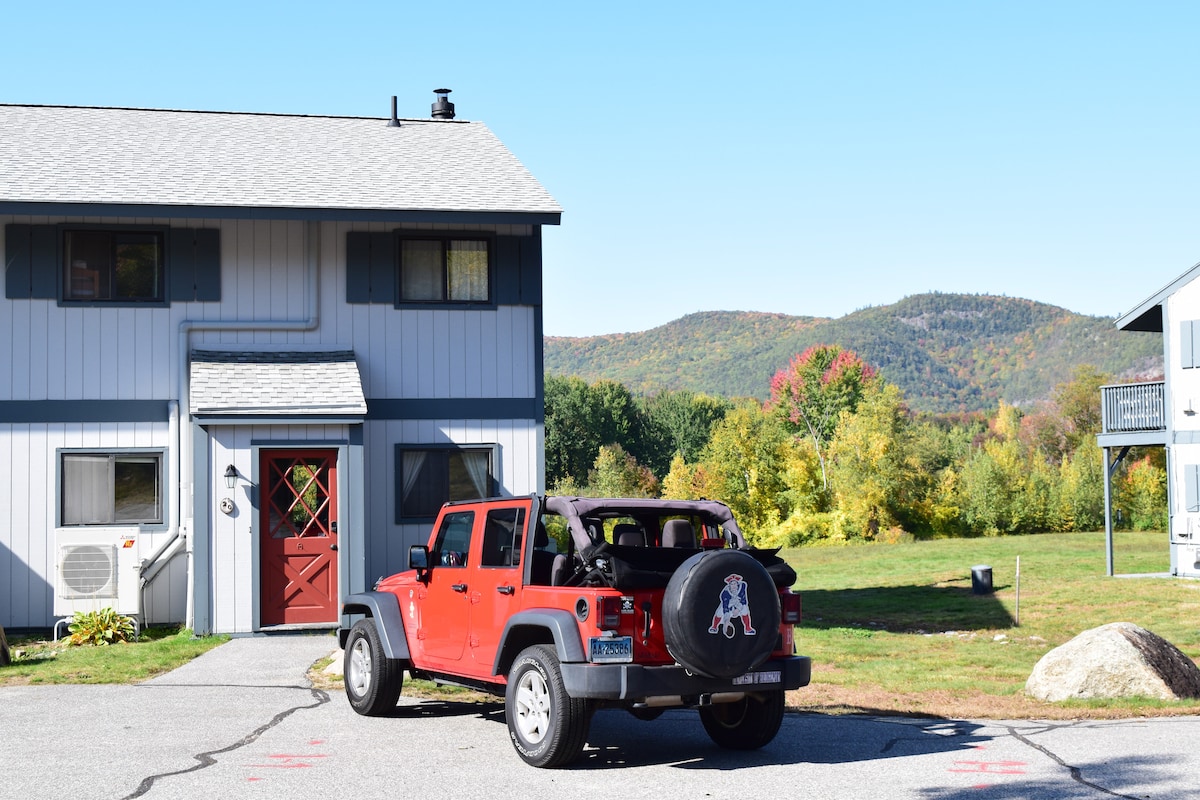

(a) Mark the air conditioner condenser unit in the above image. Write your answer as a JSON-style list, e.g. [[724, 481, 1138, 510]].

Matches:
[[54, 530, 143, 620]]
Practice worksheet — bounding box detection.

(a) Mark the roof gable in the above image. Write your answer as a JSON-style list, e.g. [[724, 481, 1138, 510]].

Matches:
[[0, 105, 561, 221]]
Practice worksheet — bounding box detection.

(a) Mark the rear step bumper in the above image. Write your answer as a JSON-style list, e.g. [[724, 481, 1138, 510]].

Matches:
[[559, 655, 811, 701]]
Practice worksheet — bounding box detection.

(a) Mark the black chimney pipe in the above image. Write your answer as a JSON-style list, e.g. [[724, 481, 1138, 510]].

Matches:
[[387, 96, 401, 127], [431, 88, 455, 120]]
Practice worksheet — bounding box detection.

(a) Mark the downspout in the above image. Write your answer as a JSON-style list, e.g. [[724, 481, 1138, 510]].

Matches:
[[179, 220, 323, 633], [137, 400, 185, 621]]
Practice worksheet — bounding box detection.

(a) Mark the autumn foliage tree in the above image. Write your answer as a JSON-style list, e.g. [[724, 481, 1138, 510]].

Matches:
[[767, 345, 877, 492], [543, 357, 1166, 543]]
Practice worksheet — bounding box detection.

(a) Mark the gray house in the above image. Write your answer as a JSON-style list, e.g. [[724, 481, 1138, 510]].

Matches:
[[0, 93, 561, 634], [1099, 263, 1200, 577]]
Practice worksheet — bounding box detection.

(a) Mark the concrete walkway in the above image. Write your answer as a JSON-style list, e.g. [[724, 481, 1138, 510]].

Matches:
[[1, 634, 339, 800], [143, 633, 338, 687]]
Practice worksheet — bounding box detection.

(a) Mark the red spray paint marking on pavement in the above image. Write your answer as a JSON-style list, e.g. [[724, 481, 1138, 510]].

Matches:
[[949, 760, 1027, 775]]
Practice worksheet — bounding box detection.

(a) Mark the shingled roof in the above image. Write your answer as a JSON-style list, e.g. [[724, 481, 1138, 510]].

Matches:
[[190, 350, 367, 417], [0, 104, 561, 222]]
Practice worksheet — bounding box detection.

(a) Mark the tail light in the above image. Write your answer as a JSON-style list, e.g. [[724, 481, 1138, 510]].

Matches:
[[597, 596, 623, 630], [780, 592, 801, 625]]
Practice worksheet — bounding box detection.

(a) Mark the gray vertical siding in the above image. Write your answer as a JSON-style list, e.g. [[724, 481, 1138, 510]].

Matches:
[[0, 217, 543, 630]]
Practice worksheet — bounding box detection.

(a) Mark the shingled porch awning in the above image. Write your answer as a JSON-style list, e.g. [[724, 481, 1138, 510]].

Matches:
[[189, 349, 367, 420]]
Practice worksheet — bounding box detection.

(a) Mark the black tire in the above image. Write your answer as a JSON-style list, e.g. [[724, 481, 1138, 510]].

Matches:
[[343, 619, 404, 716], [699, 689, 786, 750], [662, 549, 781, 679], [505, 644, 591, 768]]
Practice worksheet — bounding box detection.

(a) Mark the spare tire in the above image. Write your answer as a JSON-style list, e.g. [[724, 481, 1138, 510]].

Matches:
[[662, 549, 781, 679]]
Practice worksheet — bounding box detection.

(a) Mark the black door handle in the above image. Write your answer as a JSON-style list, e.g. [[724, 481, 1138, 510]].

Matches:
[[451, 583, 468, 593], [329, 544, 338, 551], [497, 585, 515, 595]]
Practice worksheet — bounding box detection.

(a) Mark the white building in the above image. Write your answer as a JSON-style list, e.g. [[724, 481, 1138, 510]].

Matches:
[[1099, 263, 1200, 576], [0, 94, 560, 634]]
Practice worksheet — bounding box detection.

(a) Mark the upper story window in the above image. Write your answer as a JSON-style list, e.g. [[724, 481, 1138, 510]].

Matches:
[[399, 237, 490, 303], [63, 229, 165, 303]]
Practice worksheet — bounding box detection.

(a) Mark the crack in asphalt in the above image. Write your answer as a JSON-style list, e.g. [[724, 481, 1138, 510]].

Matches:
[[121, 684, 330, 799], [1006, 723, 1145, 800]]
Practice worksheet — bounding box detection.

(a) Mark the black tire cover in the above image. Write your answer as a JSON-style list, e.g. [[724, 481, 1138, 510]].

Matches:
[[662, 549, 781, 679]]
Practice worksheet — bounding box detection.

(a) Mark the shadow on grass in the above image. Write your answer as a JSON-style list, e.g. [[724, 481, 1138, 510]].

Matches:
[[799, 581, 1016, 632]]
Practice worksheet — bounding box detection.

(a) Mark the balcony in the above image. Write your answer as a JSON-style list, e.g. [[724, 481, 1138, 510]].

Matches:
[[1098, 381, 1167, 447]]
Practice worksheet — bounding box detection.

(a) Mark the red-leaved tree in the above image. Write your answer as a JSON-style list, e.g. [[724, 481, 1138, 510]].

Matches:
[[767, 345, 877, 491]]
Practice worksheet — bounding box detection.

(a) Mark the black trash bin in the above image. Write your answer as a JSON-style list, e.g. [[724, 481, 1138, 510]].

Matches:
[[971, 564, 993, 595]]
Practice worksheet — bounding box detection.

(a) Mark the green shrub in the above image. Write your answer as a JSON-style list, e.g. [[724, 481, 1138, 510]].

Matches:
[[67, 608, 136, 646]]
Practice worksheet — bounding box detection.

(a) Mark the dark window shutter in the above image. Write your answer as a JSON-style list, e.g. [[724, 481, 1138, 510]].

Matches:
[[346, 231, 395, 304], [519, 230, 542, 305], [370, 232, 395, 303], [494, 235, 521, 305], [193, 229, 221, 301], [167, 229, 196, 301], [5, 223, 32, 299], [29, 225, 58, 299], [494, 233, 541, 305], [168, 228, 222, 302]]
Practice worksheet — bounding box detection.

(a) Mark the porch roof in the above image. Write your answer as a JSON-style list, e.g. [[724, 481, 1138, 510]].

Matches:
[[190, 349, 366, 417]]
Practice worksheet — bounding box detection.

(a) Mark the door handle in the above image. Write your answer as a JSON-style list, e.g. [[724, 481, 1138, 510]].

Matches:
[[329, 544, 338, 551], [497, 585, 515, 595], [451, 583, 468, 593]]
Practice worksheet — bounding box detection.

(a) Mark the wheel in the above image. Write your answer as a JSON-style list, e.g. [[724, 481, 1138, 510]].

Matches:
[[505, 644, 591, 768], [699, 689, 785, 750], [662, 549, 781, 679], [343, 619, 404, 716]]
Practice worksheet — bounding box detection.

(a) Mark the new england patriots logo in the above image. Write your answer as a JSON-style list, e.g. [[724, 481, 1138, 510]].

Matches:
[[708, 573, 757, 638]]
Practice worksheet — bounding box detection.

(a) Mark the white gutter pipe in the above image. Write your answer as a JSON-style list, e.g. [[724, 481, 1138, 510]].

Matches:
[[178, 221, 322, 632]]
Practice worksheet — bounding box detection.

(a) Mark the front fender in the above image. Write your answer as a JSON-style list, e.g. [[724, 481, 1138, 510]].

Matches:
[[340, 591, 411, 661], [493, 608, 587, 677]]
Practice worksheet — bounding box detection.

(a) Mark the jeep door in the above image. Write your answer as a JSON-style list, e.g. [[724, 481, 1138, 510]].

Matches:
[[467, 502, 531, 674], [417, 508, 476, 664]]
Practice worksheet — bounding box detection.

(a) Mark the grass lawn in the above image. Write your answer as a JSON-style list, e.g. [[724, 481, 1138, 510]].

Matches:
[[0, 627, 227, 686], [7, 531, 1199, 722], [785, 529, 1200, 719]]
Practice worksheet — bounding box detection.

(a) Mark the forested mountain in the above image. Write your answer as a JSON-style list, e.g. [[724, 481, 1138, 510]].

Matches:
[[543, 293, 1163, 413]]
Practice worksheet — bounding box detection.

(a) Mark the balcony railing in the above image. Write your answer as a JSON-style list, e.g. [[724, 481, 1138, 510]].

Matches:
[[1101, 381, 1166, 434]]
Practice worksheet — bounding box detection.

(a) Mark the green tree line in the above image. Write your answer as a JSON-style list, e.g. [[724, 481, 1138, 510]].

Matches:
[[544, 347, 1166, 545]]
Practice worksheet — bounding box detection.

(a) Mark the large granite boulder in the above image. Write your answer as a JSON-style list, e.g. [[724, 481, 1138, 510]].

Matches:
[[1026, 622, 1200, 702]]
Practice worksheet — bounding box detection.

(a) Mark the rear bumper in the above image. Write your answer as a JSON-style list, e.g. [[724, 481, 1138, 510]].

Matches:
[[559, 655, 811, 701]]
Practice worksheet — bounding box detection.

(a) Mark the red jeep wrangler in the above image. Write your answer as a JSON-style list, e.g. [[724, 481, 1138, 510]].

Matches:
[[339, 495, 810, 767]]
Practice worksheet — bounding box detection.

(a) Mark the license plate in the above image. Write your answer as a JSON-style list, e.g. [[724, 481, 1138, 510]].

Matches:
[[733, 670, 782, 686], [589, 636, 633, 663]]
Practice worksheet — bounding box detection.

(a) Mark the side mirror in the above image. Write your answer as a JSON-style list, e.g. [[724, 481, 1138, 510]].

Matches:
[[409, 545, 430, 572]]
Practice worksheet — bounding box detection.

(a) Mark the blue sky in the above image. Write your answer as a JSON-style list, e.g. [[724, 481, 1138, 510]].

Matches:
[[5, 1, 1199, 336]]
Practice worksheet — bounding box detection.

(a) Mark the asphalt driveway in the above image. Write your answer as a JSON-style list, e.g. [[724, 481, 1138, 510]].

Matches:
[[3, 635, 1199, 799]]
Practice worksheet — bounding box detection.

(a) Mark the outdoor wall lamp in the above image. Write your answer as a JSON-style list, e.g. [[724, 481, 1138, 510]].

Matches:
[[224, 464, 238, 489]]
